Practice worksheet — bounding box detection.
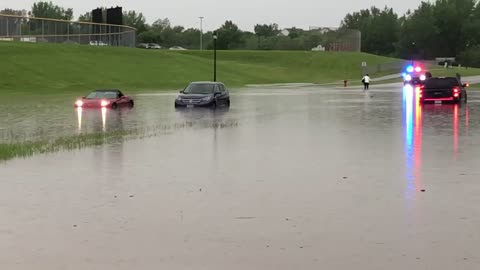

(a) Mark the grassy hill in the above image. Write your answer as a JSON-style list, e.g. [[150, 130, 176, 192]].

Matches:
[[1, 42, 479, 95], [0, 42, 403, 95]]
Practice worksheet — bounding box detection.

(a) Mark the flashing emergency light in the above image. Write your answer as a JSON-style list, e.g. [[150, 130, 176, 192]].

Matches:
[[406, 66, 414, 73], [415, 66, 422, 72]]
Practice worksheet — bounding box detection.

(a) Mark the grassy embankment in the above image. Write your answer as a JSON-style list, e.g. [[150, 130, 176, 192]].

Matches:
[[1, 41, 407, 96], [2, 42, 479, 96]]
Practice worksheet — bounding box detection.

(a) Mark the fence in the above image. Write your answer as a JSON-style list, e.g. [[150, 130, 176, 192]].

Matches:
[[364, 61, 408, 75], [0, 14, 136, 47], [309, 27, 361, 52]]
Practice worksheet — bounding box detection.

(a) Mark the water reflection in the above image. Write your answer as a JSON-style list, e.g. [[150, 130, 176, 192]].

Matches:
[[421, 103, 467, 159], [402, 85, 422, 201], [76, 107, 82, 132], [76, 108, 111, 133], [453, 105, 458, 159], [101, 107, 107, 132], [175, 107, 230, 121], [403, 85, 470, 200]]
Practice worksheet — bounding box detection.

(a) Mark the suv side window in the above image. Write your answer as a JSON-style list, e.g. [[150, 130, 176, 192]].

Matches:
[[219, 84, 226, 92]]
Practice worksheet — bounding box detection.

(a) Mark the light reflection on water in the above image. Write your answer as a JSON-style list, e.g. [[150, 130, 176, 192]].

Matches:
[[402, 85, 471, 203], [76, 107, 82, 132], [402, 85, 418, 201], [101, 107, 107, 132]]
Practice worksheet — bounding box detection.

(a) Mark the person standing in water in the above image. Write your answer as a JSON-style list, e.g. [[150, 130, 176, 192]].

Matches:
[[362, 74, 371, 90]]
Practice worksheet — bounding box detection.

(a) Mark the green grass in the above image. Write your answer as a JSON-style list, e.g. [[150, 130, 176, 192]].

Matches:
[[0, 132, 127, 161], [470, 83, 480, 90], [0, 119, 239, 161], [0, 41, 407, 96], [2, 42, 480, 96], [428, 67, 480, 77]]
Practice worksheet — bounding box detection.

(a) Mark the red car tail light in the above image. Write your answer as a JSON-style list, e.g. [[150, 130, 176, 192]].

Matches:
[[453, 87, 460, 98]]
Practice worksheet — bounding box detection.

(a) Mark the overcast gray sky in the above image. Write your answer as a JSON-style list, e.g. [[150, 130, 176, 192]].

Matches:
[[1, 0, 423, 31]]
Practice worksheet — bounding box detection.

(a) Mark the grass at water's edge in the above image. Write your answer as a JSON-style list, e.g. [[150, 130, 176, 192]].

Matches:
[[0, 131, 128, 161], [0, 120, 239, 162]]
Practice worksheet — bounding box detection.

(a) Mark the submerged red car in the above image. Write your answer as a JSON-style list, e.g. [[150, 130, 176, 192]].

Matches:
[[74, 89, 134, 109]]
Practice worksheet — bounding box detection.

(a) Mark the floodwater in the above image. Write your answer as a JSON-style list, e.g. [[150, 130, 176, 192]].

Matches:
[[1, 85, 480, 269]]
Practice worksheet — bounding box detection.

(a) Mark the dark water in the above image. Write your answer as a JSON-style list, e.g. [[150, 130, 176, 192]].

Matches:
[[1, 85, 480, 269]]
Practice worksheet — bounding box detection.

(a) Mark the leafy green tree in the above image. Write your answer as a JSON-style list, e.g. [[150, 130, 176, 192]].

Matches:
[[464, 2, 480, 47], [396, 2, 438, 59], [287, 27, 304, 39], [215, 21, 243, 49], [341, 8, 373, 52], [254, 23, 279, 37], [123, 10, 148, 34], [0, 8, 28, 16], [151, 18, 171, 32], [433, 0, 476, 56], [78, 11, 91, 22], [31, 1, 73, 20], [458, 45, 480, 67], [138, 30, 159, 43], [367, 7, 400, 55], [341, 6, 399, 55], [177, 28, 201, 49]]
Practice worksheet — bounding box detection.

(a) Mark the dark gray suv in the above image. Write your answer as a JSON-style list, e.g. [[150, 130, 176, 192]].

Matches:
[[175, 82, 231, 108]]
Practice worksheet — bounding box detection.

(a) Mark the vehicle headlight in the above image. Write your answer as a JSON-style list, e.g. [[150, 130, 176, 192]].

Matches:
[[101, 100, 110, 107], [75, 100, 83, 107], [201, 96, 212, 101], [176, 96, 183, 101]]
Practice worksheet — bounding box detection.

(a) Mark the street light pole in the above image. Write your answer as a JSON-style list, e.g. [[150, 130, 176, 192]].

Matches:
[[213, 31, 217, 82], [199, 17, 204, 50]]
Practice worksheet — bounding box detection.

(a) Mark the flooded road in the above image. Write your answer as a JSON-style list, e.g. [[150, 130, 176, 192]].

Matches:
[[1, 85, 480, 269]]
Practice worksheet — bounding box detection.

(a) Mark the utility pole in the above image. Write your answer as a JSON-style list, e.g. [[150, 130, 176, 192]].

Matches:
[[199, 16, 204, 50], [213, 31, 217, 81]]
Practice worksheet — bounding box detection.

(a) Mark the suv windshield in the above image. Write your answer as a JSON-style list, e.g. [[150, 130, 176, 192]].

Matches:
[[425, 78, 459, 88], [184, 84, 215, 94], [86, 91, 119, 99]]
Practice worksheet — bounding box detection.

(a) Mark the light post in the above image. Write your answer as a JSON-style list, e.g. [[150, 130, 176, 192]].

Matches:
[[199, 16, 204, 50], [213, 31, 217, 82]]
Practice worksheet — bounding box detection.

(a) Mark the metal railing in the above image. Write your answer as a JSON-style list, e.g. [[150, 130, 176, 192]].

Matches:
[[0, 14, 136, 47]]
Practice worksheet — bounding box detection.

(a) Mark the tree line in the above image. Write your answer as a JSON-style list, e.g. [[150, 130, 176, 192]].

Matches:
[[341, 0, 480, 66], [2, 0, 480, 66]]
